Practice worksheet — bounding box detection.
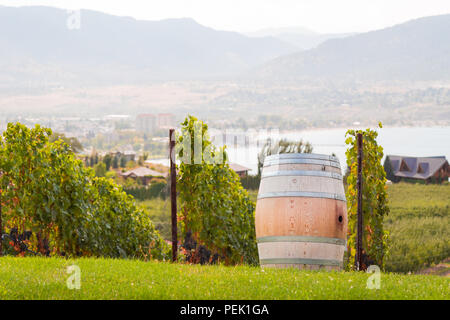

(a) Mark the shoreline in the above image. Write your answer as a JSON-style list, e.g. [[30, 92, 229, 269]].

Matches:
[[276, 124, 450, 135]]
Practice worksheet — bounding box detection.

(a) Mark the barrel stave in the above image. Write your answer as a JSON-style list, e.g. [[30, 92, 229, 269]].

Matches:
[[255, 197, 347, 239]]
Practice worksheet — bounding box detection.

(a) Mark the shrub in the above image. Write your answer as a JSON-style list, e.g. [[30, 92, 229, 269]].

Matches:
[[383, 156, 399, 183], [0, 123, 169, 260], [240, 175, 261, 190], [123, 182, 168, 201], [94, 162, 107, 177]]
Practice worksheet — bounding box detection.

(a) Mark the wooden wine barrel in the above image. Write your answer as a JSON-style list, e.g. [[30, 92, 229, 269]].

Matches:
[[255, 153, 348, 270]]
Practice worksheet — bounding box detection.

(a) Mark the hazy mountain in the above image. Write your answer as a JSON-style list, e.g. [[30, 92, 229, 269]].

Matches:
[[247, 26, 317, 37], [247, 27, 355, 50], [254, 14, 450, 81], [0, 5, 296, 86]]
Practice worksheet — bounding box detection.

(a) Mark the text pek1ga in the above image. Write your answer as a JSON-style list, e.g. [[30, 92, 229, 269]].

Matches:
[[180, 304, 269, 317]]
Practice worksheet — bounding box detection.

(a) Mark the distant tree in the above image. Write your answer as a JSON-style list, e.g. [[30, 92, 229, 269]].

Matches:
[[112, 156, 119, 169], [133, 143, 142, 152], [138, 152, 150, 166], [120, 156, 127, 168], [103, 154, 112, 171], [94, 162, 107, 177], [257, 115, 268, 128], [383, 156, 398, 183], [105, 170, 117, 180], [152, 128, 169, 137], [126, 160, 136, 169], [114, 120, 132, 130], [235, 117, 248, 130], [257, 138, 313, 176], [49, 132, 84, 153]]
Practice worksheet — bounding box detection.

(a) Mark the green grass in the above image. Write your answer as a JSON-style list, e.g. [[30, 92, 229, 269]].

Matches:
[[248, 189, 258, 203], [0, 256, 448, 300], [387, 182, 450, 209], [384, 183, 450, 273], [139, 198, 172, 240]]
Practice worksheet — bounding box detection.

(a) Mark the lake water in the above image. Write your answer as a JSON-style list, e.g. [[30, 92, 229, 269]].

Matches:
[[148, 126, 450, 175]]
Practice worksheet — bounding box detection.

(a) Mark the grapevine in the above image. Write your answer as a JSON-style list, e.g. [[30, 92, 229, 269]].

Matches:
[[345, 123, 390, 270], [177, 116, 258, 265]]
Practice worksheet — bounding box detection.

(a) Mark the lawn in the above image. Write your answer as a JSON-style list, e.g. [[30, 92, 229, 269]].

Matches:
[[0, 257, 448, 300]]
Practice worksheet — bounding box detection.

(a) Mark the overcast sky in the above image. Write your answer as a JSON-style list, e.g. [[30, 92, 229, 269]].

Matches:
[[1, 0, 450, 33]]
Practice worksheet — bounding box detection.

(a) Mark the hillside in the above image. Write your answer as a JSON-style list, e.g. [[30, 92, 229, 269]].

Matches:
[[254, 14, 450, 81], [247, 26, 356, 51], [0, 5, 296, 86]]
